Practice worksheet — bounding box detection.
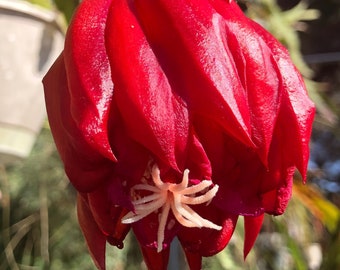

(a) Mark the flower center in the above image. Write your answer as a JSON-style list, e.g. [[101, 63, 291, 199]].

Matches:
[[121, 163, 222, 252]]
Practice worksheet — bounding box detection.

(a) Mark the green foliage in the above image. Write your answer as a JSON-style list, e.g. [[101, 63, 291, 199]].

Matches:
[[0, 127, 92, 269], [246, 0, 338, 126], [52, 0, 79, 23], [24, 0, 79, 23], [0, 126, 145, 270], [25, 0, 52, 9], [247, 0, 320, 77]]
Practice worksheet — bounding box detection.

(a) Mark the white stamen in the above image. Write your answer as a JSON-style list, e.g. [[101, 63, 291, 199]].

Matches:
[[171, 201, 201, 228], [133, 193, 163, 205], [132, 184, 161, 193], [181, 184, 219, 204], [157, 202, 171, 253], [175, 180, 212, 195], [121, 164, 221, 252]]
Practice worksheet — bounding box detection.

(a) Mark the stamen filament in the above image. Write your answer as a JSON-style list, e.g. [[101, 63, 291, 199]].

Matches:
[[132, 184, 161, 193], [176, 180, 212, 195], [157, 201, 171, 253], [121, 164, 222, 253], [171, 200, 200, 227], [133, 193, 164, 205], [181, 185, 219, 205], [133, 196, 167, 212]]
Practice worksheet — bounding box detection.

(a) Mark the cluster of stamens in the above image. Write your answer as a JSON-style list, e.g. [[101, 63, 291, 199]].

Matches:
[[121, 163, 222, 252]]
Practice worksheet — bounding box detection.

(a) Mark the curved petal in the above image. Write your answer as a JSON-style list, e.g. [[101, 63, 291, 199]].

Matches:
[[140, 246, 170, 270], [194, 117, 264, 216], [43, 54, 115, 192], [243, 214, 264, 259], [105, 0, 190, 172], [86, 182, 131, 247], [184, 128, 212, 180], [63, 0, 115, 162], [178, 207, 238, 257], [183, 250, 202, 270], [132, 0, 254, 148], [260, 112, 297, 215], [77, 194, 107, 270], [213, 0, 282, 165], [246, 12, 315, 180]]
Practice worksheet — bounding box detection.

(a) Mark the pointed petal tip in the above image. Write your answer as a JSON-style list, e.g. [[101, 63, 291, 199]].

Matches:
[[140, 245, 170, 270], [77, 195, 107, 270], [183, 250, 202, 270], [243, 214, 264, 259]]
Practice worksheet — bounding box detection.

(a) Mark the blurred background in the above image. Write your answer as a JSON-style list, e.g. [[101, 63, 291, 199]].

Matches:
[[0, 0, 339, 269]]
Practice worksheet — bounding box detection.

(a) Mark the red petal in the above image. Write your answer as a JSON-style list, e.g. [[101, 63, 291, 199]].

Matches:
[[216, 1, 282, 165], [183, 251, 202, 270], [131, 211, 178, 251], [140, 246, 170, 270], [43, 55, 115, 192], [86, 182, 131, 246], [132, 0, 254, 148], [77, 194, 106, 270], [105, 0, 190, 172], [63, 0, 116, 162], [194, 117, 264, 215], [185, 129, 212, 180], [243, 214, 264, 259], [247, 16, 315, 180], [260, 146, 295, 215], [178, 209, 238, 257], [210, 0, 315, 176]]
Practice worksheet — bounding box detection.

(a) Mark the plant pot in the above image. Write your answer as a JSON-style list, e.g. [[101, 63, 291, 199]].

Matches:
[[0, 0, 64, 164]]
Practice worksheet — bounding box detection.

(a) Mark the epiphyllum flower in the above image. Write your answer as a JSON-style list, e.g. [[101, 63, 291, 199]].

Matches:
[[43, 0, 315, 269]]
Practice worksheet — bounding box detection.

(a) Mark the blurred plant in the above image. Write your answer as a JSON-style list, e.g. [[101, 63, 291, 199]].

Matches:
[[0, 127, 145, 269]]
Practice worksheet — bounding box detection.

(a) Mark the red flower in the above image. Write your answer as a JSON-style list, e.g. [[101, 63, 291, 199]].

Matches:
[[43, 0, 315, 269]]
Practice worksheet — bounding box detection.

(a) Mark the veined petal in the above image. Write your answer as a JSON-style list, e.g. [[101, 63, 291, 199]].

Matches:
[[184, 129, 212, 180]]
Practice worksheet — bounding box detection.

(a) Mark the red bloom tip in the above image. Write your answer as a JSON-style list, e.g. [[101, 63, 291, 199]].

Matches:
[[243, 214, 265, 259], [77, 195, 106, 270]]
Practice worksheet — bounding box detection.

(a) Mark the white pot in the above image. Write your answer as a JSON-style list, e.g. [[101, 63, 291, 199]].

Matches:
[[0, 0, 64, 164]]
